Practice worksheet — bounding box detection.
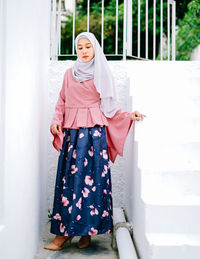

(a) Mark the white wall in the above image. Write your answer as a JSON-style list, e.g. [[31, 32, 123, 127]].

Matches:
[[0, 0, 6, 227], [125, 61, 200, 259], [0, 0, 50, 258]]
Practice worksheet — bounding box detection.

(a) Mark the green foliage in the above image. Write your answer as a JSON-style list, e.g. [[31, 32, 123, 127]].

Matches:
[[176, 0, 200, 60], [59, 0, 199, 60]]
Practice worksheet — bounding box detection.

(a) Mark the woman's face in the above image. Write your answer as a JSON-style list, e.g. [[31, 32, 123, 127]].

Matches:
[[77, 38, 95, 62]]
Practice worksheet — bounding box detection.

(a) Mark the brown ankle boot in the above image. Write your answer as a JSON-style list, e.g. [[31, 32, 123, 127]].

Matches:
[[78, 235, 91, 249]]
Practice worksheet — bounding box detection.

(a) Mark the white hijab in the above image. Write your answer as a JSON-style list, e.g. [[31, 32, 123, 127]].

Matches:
[[72, 32, 119, 118]]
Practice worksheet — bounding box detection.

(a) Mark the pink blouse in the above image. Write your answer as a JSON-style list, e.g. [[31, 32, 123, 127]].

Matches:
[[50, 67, 133, 163]]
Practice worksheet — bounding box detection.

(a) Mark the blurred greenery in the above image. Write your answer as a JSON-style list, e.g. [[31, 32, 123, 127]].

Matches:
[[59, 0, 199, 60], [176, 0, 200, 60]]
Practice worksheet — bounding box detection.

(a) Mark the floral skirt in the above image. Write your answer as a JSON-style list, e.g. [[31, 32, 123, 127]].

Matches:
[[50, 125, 113, 236]]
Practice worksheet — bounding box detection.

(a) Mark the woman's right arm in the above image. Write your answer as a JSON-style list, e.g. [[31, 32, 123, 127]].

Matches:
[[50, 73, 67, 135]]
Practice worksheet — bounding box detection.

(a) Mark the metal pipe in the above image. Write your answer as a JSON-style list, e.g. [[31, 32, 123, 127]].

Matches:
[[172, 0, 176, 60], [167, 0, 170, 60], [57, 0, 62, 56], [51, 0, 57, 60], [123, 0, 127, 60], [145, 0, 148, 60], [101, 0, 104, 50], [72, 0, 75, 55], [153, 0, 156, 60], [115, 0, 118, 55], [160, 0, 163, 60], [113, 207, 138, 259], [87, 0, 90, 32], [127, 0, 132, 56], [137, 0, 140, 58]]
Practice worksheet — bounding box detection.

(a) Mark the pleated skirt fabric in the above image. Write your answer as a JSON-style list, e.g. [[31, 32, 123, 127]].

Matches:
[[50, 125, 113, 236]]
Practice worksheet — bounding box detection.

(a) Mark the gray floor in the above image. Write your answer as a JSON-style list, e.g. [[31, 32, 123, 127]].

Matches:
[[34, 222, 119, 259]]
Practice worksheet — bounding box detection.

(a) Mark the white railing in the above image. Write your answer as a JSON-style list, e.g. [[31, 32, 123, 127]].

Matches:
[[50, 0, 176, 61]]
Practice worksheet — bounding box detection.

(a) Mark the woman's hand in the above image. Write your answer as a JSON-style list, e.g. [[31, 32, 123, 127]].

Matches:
[[50, 124, 62, 134], [131, 111, 146, 121]]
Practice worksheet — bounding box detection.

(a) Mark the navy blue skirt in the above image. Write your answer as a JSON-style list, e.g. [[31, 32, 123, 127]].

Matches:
[[50, 125, 113, 236]]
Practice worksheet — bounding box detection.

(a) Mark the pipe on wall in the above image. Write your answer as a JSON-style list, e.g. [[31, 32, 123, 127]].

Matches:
[[113, 207, 138, 259]]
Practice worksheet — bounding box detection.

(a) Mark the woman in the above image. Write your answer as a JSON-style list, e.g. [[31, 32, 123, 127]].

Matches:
[[44, 32, 145, 251]]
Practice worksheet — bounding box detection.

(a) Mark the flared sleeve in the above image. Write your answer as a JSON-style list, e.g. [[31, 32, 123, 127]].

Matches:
[[51, 74, 66, 127], [105, 109, 133, 163], [50, 73, 67, 152]]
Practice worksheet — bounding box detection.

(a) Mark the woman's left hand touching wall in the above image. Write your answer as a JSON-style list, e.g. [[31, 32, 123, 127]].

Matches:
[[50, 124, 62, 134], [131, 111, 146, 121]]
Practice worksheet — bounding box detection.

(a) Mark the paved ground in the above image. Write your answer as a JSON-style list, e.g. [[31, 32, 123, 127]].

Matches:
[[34, 222, 119, 259]]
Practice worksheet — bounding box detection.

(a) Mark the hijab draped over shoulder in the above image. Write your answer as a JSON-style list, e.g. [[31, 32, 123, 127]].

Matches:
[[72, 31, 119, 118]]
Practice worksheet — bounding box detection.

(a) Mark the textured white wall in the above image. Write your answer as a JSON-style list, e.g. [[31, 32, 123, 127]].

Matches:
[[47, 61, 133, 212], [0, 0, 50, 258]]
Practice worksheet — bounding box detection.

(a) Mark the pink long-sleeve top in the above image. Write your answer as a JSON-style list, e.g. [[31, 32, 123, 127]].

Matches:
[[50, 67, 133, 163]]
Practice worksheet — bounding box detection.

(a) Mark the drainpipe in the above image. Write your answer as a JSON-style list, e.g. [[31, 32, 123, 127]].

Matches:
[[112, 207, 138, 259]]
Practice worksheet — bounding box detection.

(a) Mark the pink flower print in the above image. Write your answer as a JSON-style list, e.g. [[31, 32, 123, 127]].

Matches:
[[90, 208, 99, 216], [63, 186, 66, 190], [84, 157, 88, 167], [60, 223, 65, 233], [76, 214, 81, 221], [68, 144, 73, 152], [92, 186, 96, 192], [103, 189, 107, 194], [88, 146, 94, 157], [64, 230, 69, 236], [62, 195, 69, 206], [76, 197, 82, 209], [85, 175, 94, 186], [82, 187, 90, 198], [107, 179, 109, 185], [100, 151, 102, 156], [109, 191, 112, 196], [89, 205, 94, 209], [73, 193, 76, 200], [62, 176, 66, 184], [53, 213, 61, 221], [72, 149, 77, 159], [102, 165, 108, 177], [79, 133, 84, 138], [102, 210, 109, 217], [93, 130, 101, 137], [105, 230, 111, 234], [103, 149, 108, 160], [68, 205, 72, 214], [67, 136, 70, 141], [88, 227, 98, 235], [71, 164, 78, 174]]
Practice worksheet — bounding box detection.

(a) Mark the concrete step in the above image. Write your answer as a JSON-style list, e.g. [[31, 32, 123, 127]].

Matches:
[[144, 202, 200, 233], [141, 170, 200, 199], [145, 233, 200, 259], [136, 142, 200, 171], [34, 222, 119, 259], [140, 170, 200, 234]]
